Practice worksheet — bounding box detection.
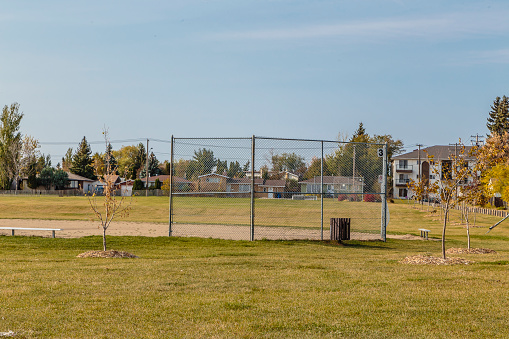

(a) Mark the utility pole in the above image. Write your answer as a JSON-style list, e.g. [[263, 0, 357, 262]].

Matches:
[[416, 144, 423, 204], [449, 142, 460, 200], [470, 134, 484, 146]]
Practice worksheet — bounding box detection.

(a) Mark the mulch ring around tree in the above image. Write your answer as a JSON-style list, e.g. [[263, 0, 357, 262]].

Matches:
[[400, 255, 473, 265], [446, 248, 497, 254], [76, 250, 139, 258]]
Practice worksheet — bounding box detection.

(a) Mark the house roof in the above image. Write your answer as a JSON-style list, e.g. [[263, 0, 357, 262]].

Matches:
[[227, 178, 286, 187], [198, 173, 230, 179], [228, 178, 264, 185], [66, 172, 95, 182], [259, 179, 286, 188], [300, 176, 363, 185], [104, 175, 120, 183], [393, 145, 475, 161]]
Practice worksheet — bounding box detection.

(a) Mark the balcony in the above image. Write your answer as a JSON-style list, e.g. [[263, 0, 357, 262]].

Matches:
[[395, 178, 410, 187], [396, 164, 413, 173]]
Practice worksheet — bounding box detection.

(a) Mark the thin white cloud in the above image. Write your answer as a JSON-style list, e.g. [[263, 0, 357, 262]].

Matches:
[[467, 49, 509, 64], [211, 10, 509, 42]]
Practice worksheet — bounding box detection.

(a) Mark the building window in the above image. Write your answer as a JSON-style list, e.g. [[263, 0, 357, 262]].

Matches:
[[239, 184, 250, 192]]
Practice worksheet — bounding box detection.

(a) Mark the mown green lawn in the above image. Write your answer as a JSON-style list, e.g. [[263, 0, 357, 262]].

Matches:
[[1, 235, 508, 338], [1, 196, 509, 338]]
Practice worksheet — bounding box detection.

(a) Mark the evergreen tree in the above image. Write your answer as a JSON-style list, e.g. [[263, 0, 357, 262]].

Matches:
[[132, 143, 146, 178], [26, 161, 38, 189], [61, 148, 73, 171], [133, 178, 144, 190], [53, 169, 69, 190], [104, 143, 117, 172], [351, 122, 370, 143], [140, 152, 161, 177], [39, 167, 54, 190], [70, 137, 96, 179], [154, 178, 162, 189], [227, 161, 243, 178], [487, 96, 509, 136], [187, 148, 215, 179], [216, 159, 228, 174]]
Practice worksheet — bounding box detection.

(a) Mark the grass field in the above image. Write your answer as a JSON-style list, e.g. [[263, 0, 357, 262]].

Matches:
[[1, 196, 509, 337], [0, 195, 505, 236]]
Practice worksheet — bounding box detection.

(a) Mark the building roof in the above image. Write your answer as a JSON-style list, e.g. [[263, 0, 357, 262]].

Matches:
[[104, 175, 120, 183], [300, 176, 363, 185], [228, 178, 264, 185], [66, 172, 95, 182], [198, 173, 230, 179], [258, 179, 286, 188], [393, 145, 475, 161]]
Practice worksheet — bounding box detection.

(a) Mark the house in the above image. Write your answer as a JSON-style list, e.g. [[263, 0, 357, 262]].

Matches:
[[245, 170, 299, 181], [21, 171, 95, 193], [226, 177, 257, 195], [118, 179, 134, 196], [226, 178, 287, 198], [392, 145, 475, 199], [143, 175, 193, 192], [90, 175, 122, 194], [258, 179, 287, 198], [196, 173, 230, 192], [67, 172, 96, 193], [299, 176, 364, 195]]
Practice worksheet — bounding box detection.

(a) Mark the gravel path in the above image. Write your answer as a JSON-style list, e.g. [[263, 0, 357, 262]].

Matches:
[[0, 219, 420, 241]]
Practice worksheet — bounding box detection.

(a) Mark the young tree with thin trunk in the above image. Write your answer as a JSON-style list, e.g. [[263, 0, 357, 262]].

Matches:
[[426, 144, 475, 259], [87, 130, 133, 251]]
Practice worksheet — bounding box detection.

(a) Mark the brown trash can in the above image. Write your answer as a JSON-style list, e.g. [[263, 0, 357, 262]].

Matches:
[[330, 218, 350, 240]]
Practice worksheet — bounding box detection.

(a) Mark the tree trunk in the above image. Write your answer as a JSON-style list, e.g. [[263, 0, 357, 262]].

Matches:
[[442, 203, 449, 259], [103, 227, 107, 251], [465, 208, 471, 250]]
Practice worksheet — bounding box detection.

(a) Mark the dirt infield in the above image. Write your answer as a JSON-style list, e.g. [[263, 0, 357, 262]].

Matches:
[[0, 219, 419, 241]]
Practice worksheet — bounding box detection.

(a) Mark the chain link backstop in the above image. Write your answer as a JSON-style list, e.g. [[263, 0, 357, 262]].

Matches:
[[169, 136, 388, 241]]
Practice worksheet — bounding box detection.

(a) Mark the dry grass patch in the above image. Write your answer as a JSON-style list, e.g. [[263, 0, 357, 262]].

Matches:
[[76, 250, 138, 258], [400, 255, 473, 265], [446, 247, 497, 254]]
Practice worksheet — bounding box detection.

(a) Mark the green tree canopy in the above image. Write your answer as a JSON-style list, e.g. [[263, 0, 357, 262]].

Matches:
[[70, 136, 96, 180], [303, 157, 332, 180], [487, 96, 509, 136], [227, 161, 244, 178], [186, 148, 215, 180], [140, 152, 161, 177], [270, 152, 306, 175], [325, 123, 403, 192], [39, 167, 55, 190], [53, 169, 69, 190], [0, 103, 24, 189], [113, 143, 146, 179]]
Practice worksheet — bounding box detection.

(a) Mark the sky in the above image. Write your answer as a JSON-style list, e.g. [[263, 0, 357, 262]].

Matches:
[[1, 0, 508, 165]]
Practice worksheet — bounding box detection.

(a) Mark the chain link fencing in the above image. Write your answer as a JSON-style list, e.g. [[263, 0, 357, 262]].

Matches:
[[169, 136, 388, 241]]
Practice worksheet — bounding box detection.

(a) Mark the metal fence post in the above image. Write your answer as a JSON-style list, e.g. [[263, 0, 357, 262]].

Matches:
[[169, 135, 174, 237], [381, 142, 388, 241], [320, 141, 324, 240], [250, 135, 255, 241]]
